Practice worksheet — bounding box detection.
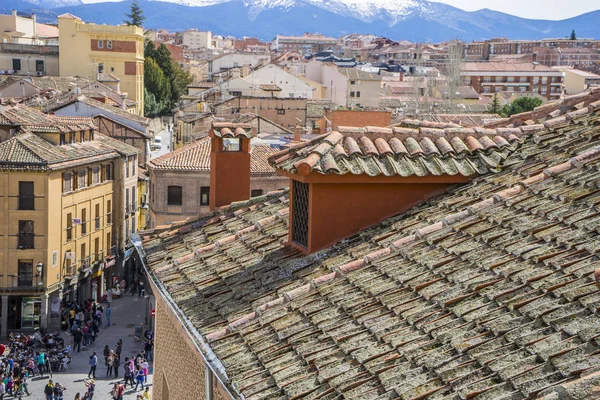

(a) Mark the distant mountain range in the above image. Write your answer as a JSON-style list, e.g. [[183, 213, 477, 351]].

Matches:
[[3, 0, 599, 42]]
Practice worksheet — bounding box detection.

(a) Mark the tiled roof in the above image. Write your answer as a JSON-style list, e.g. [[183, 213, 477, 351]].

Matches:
[[339, 68, 382, 81], [143, 95, 600, 400], [462, 61, 558, 73], [0, 104, 96, 133], [211, 122, 254, 138], [96, 73, 120, 82], [269, 125, 523, 177], [148, 137, 277, 174], [411, 114, 503, 128], [306, 101, 338, 118], [0, 132, 120, 171]]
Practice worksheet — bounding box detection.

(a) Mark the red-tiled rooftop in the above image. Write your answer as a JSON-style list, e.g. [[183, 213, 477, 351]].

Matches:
[[142, 89, 600, 400]]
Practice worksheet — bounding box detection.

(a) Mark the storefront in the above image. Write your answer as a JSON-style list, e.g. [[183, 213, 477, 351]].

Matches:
[[6, 296, 41, 331]]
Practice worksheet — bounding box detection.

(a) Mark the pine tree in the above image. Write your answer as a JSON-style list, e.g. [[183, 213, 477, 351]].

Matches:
[[489, 93, 501, 115], [124, 0, 145, 27], [570, 30, 577, 40]]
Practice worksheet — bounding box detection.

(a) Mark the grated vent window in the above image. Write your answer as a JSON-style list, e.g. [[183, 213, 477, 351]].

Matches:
[[292, 180, 309, 248]]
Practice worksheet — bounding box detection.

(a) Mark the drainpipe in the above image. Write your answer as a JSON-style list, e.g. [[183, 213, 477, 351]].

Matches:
[[205, 368, 214, 400]]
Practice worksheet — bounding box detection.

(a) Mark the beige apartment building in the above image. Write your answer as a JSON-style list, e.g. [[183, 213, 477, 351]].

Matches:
[[0, 104, 138, 334], [461, 61, 563, 99], [57, 14, 145, 115]]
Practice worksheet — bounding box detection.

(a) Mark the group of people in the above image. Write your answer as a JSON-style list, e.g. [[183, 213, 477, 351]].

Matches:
[[63, 301, 113, 353]]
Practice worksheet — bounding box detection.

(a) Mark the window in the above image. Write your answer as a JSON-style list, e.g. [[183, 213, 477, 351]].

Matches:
[[107, 200, 112, 225], [105, 164, 112, 181], [66, 213, 73, 241], [507, 76, 515, 82], [94, 237, 100, 262], [126, 159, 130, 177], [230, 91, 242, 96], [81, 208, 87, 236], [483, 76, 491, 83], [218, 135, 239, 150], [356, 91, 361, 98], [81, 243, 87, 268], [12, 59, 21, 71], [132, 186, 136, 212], [60, 134, 66, 145], [107, 40, 113, 49], [520, 76, 527, 82], [350, 80, 356, 85], [95, 203, 100, 230], [519, 86, 527, 92], [126, 188, 130, 213], [533, 77, 539, 84], [495, 87, 502, 93], [98, 40, 103, 49], [542, 77, 548, 84], [93, 166, 100, 185], [292, 181, 309, 248], [18, 260, 33, 287], [98, 63, 104, 74], [251, 189, 263, 197], [483, 87, 490, 93], [200, 187, 210, 206], [78, 169, 87, 189], [541, 86, 547, 95], [35, 60, 44, 72], [18, 220, 34, 249], [132, 216, 136, 234], [533, 86, 539, 93], [131, 156, 136, 177], [18, 181, 34, 210], [350, 91, 355, 97], [167, 186, 182, 206], [277, 108, 286, 115], [106, 232, 112, 255], [125, 219, 130, 242]]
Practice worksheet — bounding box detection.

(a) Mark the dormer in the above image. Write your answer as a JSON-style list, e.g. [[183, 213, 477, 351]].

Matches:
[[208, 122, 255, 210], [270, 125, 522, 254]]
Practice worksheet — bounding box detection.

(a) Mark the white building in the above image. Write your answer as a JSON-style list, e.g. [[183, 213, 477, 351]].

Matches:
[[182, 29, 212, 50], [244, 64, 315, 99], [0, 10, 59, 45], [305, 60, 348, 107], [208, 53, 270, 80]]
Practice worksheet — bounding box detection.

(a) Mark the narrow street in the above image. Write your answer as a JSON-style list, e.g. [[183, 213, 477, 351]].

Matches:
[[25, 295, 153, 399], [150, 125, 173, 160]]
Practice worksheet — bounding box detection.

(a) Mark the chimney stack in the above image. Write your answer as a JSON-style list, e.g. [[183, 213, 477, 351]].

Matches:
[[294, 125, 302, 142], [209, 122, 255, 210], [12, 9, 17, 16]]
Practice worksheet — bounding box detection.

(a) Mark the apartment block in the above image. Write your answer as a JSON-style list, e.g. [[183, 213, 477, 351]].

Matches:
[[460, 62, 563, 99], [182, 29, 212, 50], [274, 34, 338, 54], [0, 10, 58, 45], [57, 13, 145, 115], [0, 104, 138, 335]]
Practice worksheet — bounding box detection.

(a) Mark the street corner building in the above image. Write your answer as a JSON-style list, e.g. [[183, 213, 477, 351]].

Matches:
[[0, 104, 139, 335], [139, 87, 600, 400]]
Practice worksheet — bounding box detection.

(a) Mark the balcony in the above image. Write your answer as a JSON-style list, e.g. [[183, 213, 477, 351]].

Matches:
[[18, 234, 34, 249], [94, 217, 101, 231]]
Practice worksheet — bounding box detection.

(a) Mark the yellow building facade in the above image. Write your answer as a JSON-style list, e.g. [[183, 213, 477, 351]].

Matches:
[[58, 14, 145, 115], [0, 105, 138, 335]]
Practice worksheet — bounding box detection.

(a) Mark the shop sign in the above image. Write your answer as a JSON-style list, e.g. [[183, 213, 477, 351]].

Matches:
[[65, 252, 76, 260]]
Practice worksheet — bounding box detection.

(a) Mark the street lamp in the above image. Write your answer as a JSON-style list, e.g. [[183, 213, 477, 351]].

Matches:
[[36, 262, 43, 286]]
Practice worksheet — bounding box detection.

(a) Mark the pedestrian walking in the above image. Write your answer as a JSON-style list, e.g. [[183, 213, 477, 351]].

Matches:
[[105, 305, 111, 327], [37, 351, 46, 377], [84, 379, 95, 400], [123, 358, 134, 388], [53, 382, 65, 400], [106, 352, 114, 377], [0, 379, 5, 400], [115, 340, 122, 360], [140, 359, 149, 383], [144, 339, 153, 362], [43, 380, 54, 400], [88, 352, 97, 379], [73, 329, 83, 353], [45, 353, 53, 378], [134, 366, 145, 391], [21, 373, 31, 396], [113, 355, 120, 378]]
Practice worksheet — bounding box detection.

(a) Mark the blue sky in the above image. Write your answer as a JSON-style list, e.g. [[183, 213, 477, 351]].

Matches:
[[432, 0, 599, 20]]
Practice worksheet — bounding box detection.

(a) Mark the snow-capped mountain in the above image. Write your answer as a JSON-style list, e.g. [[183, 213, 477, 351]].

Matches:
[[5, 0, 600, 42]]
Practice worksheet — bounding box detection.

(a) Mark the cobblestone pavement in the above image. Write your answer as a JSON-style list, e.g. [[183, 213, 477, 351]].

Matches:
[[23, 294, 153, 400]]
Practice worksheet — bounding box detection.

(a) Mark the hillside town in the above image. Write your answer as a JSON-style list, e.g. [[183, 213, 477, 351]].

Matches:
[[1, 1, 600, 399]]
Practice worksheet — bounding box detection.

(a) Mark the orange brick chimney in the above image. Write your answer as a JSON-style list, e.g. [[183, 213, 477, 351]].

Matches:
[[269, 125, 522, 254], [209, 122, 255, 210]]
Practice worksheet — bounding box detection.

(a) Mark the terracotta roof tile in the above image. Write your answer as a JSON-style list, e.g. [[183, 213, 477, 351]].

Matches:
[[270, 125, 522, 177], [141, 90, 600, 400]]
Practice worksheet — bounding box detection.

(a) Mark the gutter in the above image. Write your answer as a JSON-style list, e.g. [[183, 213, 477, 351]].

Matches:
[[133, 243, 239, 400]]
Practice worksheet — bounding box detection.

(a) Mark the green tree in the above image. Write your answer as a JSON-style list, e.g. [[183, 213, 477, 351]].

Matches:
[[124, 0, 145, 27], [500, 96, 543, 117], [144, 57, 170, 115], [570, 30, 577, 40], [489, 93, 502, 114]]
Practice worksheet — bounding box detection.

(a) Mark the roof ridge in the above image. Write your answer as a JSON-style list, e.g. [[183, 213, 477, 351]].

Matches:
[[205, 142, 600, 342]]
